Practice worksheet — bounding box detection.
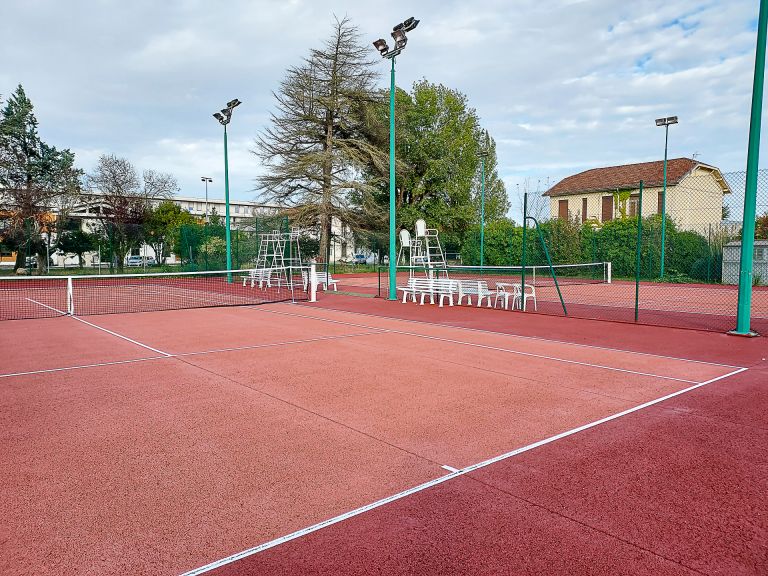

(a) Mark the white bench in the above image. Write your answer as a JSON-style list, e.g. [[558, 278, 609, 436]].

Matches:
[[242, 268, 276, 288], [457, 280, 493, 307], [398, 277, 457, 307], [302, 270, 338, 291]]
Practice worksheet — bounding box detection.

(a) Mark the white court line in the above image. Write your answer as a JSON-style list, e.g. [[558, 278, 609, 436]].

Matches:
[[0, 331, 385, 379], [251, 307, 731, 385], [71, 316, 173, 357], [24, 297, 67, 315], [25, 297, 172, 357], [180, 366, 747, 576], [284, 302, 744, 370], [175, 331, 385, 358], [0, 356, 168, 379], [441, 465, 460, 473]]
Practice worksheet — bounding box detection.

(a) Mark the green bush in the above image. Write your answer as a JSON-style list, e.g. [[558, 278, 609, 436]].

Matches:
[[460, 219, 522, 266]]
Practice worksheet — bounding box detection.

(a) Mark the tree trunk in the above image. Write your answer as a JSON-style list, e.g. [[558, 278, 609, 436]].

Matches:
[[13, 249, 24, 272]]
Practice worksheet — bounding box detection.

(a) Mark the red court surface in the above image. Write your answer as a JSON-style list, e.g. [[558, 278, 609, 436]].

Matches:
[[1, 295, 765, 576]]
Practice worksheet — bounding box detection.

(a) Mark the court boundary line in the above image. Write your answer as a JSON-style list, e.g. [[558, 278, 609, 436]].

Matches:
[[180, 366, 747, 576], [0, 331, 386, 379], [26, 297, 173, 356], [72, 316, 173, 356], [251, 307, 742, 384], [281, 303, 745, 370], [0, 356, 167, 379]]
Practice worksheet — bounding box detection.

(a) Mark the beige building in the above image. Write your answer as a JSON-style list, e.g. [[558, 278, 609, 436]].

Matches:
[[544, 158, 730, 235]]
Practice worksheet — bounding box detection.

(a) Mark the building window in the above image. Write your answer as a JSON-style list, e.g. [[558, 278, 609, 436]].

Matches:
[[657, 191, 664, 215], [629, 194, 640, 218], [581, 198, 587, 223], [601, 196, 613, 222], [558, 199, 568, 220]]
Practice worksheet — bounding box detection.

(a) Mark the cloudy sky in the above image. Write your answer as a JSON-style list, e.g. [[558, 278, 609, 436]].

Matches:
[[1, 0, 763, 220]]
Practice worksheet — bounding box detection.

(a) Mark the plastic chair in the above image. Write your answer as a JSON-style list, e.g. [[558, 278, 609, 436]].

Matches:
[[521, 283, 537, 311]]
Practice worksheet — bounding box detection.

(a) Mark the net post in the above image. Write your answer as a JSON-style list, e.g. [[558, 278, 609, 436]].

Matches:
[[634, 180, 644, 322], [606, 261, 612, 284], [66, 276, 74, 315], [309, 262, 318, 303]]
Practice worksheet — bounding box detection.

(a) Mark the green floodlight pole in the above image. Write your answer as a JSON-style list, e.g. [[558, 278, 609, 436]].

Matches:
[[732, 0, 768, 336], [655, 115, 678, 279], [479, 130, 489, 267], [213, 98, 242, 282], [374, 17, 419, 301]]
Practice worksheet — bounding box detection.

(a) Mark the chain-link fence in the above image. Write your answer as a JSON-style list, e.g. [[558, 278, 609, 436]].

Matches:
[[379, 167, 768, 334], [179, 215, 293, 271]]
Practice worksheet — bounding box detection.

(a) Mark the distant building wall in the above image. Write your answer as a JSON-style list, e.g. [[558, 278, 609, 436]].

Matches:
[[722, 240, 768, 285]]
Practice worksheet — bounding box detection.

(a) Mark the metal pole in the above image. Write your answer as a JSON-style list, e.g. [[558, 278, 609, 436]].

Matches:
[[660, 124, 669, 278], [205, 180, 209, 224], [521, 192, 528, 310], [635, 181, 644, 322], [530, 216, 567, 316], [480, 155, 485, 267], [388, 56, 397, 300], [732, 0, 768, 336], [224, 124, 232, 282]]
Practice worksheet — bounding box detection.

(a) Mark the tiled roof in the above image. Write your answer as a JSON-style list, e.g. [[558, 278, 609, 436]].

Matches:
[[544, 158, 717, 197]]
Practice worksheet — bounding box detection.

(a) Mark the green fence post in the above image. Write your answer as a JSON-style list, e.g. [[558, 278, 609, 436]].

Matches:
[[521, 192, 528, 309], [635, 181, 644, 322], [529, 216, 567, 316], [732, 0, 767, 336]]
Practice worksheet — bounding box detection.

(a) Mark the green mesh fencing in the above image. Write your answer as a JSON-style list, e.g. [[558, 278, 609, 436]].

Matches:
[[383, 168, 767, 334]]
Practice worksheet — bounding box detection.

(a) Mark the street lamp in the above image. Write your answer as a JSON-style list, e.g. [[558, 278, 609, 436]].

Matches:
[[200, 177, 212, 223], [655, 115, 678, 279], [373, 16, 419, 300], [478, 129, 490, 267], [213, 98, 242, 280]]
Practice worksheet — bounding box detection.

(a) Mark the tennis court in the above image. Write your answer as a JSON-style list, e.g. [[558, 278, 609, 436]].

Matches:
[[338, 266, 768, 333], [1, 275, 766, 576]]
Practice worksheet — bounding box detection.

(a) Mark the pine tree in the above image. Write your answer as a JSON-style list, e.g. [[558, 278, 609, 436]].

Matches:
[[0, 85, 82, 271], [255, 16, 388, 261]]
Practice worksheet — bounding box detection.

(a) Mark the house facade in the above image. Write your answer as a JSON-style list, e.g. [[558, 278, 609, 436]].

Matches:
[[544, 159, 730, 235]]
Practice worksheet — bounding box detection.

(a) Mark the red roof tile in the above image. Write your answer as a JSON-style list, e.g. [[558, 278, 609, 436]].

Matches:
[[544, 158, 714, 197]]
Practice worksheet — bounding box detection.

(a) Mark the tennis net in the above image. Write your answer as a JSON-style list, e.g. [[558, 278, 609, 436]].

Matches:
[[383, 262, 610, 289], [0, 267, 308, 321]]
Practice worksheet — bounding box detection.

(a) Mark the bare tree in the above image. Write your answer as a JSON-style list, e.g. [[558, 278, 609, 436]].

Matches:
[[87, 154, 178, 270], [255, 16, 389, 261]]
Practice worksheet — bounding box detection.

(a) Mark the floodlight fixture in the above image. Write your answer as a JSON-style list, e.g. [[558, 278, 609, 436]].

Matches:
[[402, 17, 419, 32], [374, 16, 419, 59], [373, 38, 389, 55], [213, 112, 225, 122], [655, 116, 678, 126], [227, 98, 242, 109], [391, 28, 407, 50]]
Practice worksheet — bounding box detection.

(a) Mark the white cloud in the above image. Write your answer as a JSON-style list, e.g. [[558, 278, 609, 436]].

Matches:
[[1, 0, 765, 220]]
